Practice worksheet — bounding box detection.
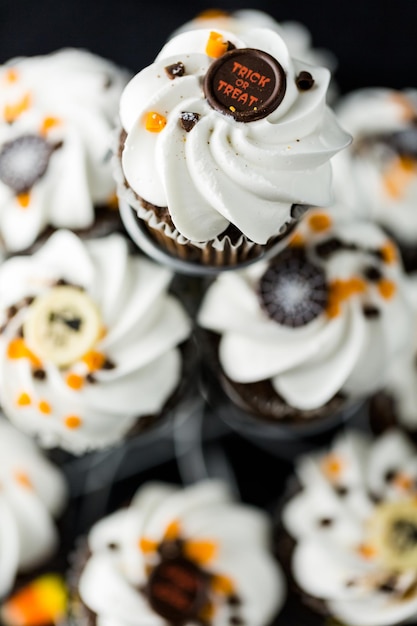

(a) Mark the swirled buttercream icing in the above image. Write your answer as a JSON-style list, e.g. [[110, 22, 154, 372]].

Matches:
[[0, 48, 129, 252], [77, 480, 284, 626], [0, 418, 67, 599], [119, 27, 350, 246], [0, 230, 191, 454], [332, 88, 417, 246], [282, 429, 417, 626], [197, 210, 412, 413]]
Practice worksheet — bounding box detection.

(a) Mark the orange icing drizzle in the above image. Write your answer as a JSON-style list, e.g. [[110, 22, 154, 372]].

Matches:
[[163, 519, 181, 541], [40, 116, 61, 136], [383, 156, 417, 199], [321, 454, 344, 479], [377, 279, 396, 300], [7, 338, 42, 368], [326, 277, 367, 318], [1, 574, 67, 626], [64, 415, 82, 429], [206, 31, 228, 58], [38, 400, 51, 415], [184, 540, 217, 564], [81, 351, 106, 372], [211, 574, 235, 595], [380, 241, 397, 264], [139, 537, 158, 554], [144, 112, 167, 133], [17, 392, 31, 407], [16, 192, 31, 208], [358, 543, 377, 560], [308, 212, 332, 233], [288, 232, 304, 247], [14, 470, 33, 489], [66, 373, 84, 390], [4, 92, 31, 123]]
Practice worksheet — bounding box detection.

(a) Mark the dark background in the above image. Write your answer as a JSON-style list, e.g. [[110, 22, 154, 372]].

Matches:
[[1, 0, 416, 96]]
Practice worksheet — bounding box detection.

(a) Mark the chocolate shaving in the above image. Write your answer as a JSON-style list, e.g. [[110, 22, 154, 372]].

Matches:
[[179, 111, 201, 132], [165, 61, 185, 80], [296, 71, 315, 91]]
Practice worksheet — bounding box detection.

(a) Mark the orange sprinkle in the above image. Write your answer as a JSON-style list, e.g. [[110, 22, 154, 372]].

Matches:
[[139, 537, 158, 554], [211, 574, 235, 595], [326, 300, 341, 319], [40, 116, 61, 136], [17, 392, 31, 407], [206, 31, 228, 58], [5, 68, 19, 83], [326, 277, 367, 318], [289, 232, 304, 247], [7, 338, 42, 368], [308, 212, 332, 233], [393, 473, 413, 491], [4, 92, 31, 123], [16, 192, 31, 208], [321, 454, 344, 479], [66, 373, 84, 390], [38, 400, 51, 415], [81, 351, 106, 372], [383, 156, 417, 199], [184, 540, 217, 564], [144, 111, 167, 133], [197, 9, 229, 19], [358, 543, 377, 560], [164, 519, 181, 541], [378, 279, 396, 300], [380, 241, 397, 265], [64, 415, 82, 430], [14, 470, 33, 489]]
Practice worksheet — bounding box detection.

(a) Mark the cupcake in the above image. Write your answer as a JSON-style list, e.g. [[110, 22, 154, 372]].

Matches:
[[115, 26, 350, 270], [0, 48, 129, 253], [0, 418, 68, 600], [279, 428, 417, 626], [332, 88, 417, 272], [197, 209, 412, 449], [70, 480, 285, 626], [0, 230, 192, 454]]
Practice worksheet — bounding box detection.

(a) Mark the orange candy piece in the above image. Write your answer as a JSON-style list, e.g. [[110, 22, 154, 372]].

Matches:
[[64, 415, 82, 430], [0, 574, 67, 626], [144, 112, 167, 133], [205, 31, 228, 58], [308, 212, 332, 233], [4, 92, 31, 123]]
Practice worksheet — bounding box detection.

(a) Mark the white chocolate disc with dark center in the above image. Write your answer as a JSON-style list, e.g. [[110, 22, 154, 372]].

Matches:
[[369, 500, 417, 571], [23, 286, 102, 368]]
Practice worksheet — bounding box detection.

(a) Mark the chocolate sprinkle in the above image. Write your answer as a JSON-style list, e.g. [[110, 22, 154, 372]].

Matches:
[[335, 485, 349, 497], [384, 469, 397, 483], [296, 71, 315, 91], [102, 359, 116, 370], [364, 265, 383, 282], [258, 248, 328, 327], [318, 518, 334, 527], [179, 111, 201, 132], [0, 134, 57, 194], [33, 368, 47, 381], [363, 305, 381, 319], [165, 61, 186, 80], [229, 618, 244, 625]]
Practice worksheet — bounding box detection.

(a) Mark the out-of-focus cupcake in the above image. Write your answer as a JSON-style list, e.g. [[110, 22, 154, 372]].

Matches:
[[0, 48, 129, 254], [332, 88, 417, 272], [197, 209, 412, 452], [115, 26, 350, 271], [69, 480, 285, 626], [0, 230, 192, 454], [0, 418, 68, 600], [279, 429, 417, 626], [171, 9, 338, 100]]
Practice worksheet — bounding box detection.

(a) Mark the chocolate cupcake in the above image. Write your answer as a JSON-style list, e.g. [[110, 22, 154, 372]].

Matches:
[[0, 230, 193, 454], [115, 26, 350, 272], [278, 428, 417, 626], [69, 480, 285, 626], [197, 209, 413, 455], [0, 49, 129, 254], [332, 88, 417, 272], [0, 418, 68, 600]]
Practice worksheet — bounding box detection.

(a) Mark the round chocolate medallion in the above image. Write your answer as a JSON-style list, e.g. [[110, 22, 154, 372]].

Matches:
[[147, 557, 209, 624], [369, 501, 417, 571], [204, 48, 286, 122], [23, 286, 102, 368]]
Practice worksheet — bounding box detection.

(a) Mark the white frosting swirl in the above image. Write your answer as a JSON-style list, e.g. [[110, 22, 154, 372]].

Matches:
[[0, 418, 67, 599], [0, 48, 129, 251], [198, 210, 412, 411], [78, 480, 284, 626], [120, 28, 350, 245], [283, 429, 417, 626], [0, 230, 191, 454], [332, 88, 417, 245]]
